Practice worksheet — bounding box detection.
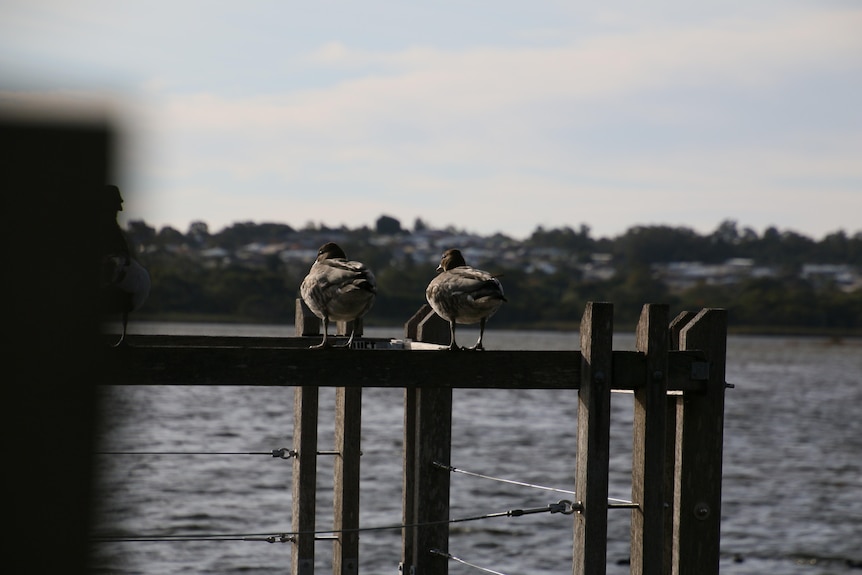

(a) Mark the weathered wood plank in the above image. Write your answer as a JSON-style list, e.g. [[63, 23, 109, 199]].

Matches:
[[292, 386, 319, 575], [333, 387, 361, 575], [665, 311, 697, 571], [573, 302, 613, 575], [111, 334, 383, 348], [104, 346, 581, 387], [99, 302, 726, 575], [416, 312, 451, 347], [663, 311, 706, 573], [296, 299, 321, 337], [401, 388, 418, 575], [673, 309, 727, 575], [630, 304, 670, 575], [103, 343, 707, 391], [410, 387, 452, 575]]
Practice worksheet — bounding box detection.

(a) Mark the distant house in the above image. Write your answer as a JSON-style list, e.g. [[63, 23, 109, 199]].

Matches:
[[652, 259, 777, 292], [199, 247, 232, 268], [801, 264, 862, 291]]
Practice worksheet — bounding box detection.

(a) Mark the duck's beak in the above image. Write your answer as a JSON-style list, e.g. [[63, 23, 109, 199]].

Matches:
[[435, 265, 444, 273]]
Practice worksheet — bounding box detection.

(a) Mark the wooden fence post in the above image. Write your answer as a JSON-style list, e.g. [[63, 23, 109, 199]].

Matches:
[[573, 302, 613, 575], [664, 311, 696, 572], [673, 309, 727, 575], [293, 386, 319, 575], [668, 312, 696, 349], [296, 298, 320, 337], [401, 387, 418, 575], [336, 318, 362, 339], [404, 304, 428, 341], [404, 303, 450, 346], [402, 310, 454, 574], [334, 387, 361, 575], [412, 387, 452, 575], [630, 304, 669, 575]]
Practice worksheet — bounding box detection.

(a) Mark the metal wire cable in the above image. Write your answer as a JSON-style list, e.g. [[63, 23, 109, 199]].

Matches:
[[92, 534, 293, 543], [430, 549, 509, 575], [96, 448, 350, 458], [434, 461, 637, 507], [97, 451, 282, 456], [92, 500, 576, 544]]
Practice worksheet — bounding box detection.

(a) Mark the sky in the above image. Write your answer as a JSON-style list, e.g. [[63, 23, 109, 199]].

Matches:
[[1, 1, 860, 240]]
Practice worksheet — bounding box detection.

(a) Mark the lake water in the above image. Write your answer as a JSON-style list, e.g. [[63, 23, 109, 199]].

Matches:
[[90, 323, 862, 574]]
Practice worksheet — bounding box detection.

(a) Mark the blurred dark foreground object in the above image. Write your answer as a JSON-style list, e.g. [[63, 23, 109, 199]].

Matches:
[[1, 114, 113, 574]]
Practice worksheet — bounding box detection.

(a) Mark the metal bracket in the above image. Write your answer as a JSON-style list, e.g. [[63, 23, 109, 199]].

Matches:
[[691, 361, 710, 381]]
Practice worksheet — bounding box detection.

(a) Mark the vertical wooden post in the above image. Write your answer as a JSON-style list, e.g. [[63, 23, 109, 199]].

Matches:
[[404, 303, 450, 346], [402, 312, 453, 574], [664, 311, 695, 572], [336, 318, 362, 338], [404, 304, 430, 341], [334, 387, 361, 575], [407, 387, 452, 575], [296, 298, 320, 337], [573, 302, 613, 575], [293, 386, 319, 575], [630, 304, 669, 575], [417, 316, 450, 346], [668, 312, 696, 348], [673, 309, 727, 575], [401, 388, 417, 575]]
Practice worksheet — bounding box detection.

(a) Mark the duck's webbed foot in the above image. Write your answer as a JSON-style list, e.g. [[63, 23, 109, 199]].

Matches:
[[111, 312, 130, 347], [445, 322, 462, 350], [309, 320, 332, 349], [465, 319, 488, 350], [333, 328, 357, 349]]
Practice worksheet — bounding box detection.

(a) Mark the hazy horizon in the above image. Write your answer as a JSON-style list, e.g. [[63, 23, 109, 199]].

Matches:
[[120, 211, 860, 242]]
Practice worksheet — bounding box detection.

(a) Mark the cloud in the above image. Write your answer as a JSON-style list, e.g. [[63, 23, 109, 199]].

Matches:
[[10, 2, 853, 238], [144, 10, 858, 164]]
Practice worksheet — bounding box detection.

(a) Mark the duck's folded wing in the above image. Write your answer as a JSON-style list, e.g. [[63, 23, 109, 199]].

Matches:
[[322, 259, 377, 292], [447, 268, 504, 299]]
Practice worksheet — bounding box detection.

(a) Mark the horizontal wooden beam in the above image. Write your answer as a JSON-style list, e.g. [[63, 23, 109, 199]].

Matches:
[[103, 336, 707, 391]]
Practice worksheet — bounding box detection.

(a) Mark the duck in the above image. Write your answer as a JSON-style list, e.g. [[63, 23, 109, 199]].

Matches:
[[425, 248, 506, 351], [300, 242, 377, 349], [99, 185, 150, 346], [101, 256, 151, 346]]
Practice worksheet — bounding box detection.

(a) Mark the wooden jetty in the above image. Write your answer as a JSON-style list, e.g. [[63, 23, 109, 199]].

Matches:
[[104, 301, 728, 575]]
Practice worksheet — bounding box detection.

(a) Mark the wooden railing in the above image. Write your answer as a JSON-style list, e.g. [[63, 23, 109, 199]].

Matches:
[[105, 301, 728, 575]]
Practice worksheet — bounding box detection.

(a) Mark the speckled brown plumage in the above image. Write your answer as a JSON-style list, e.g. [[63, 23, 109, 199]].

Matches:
[[300, 242, 376, 348], [426, 248, 506, 350]]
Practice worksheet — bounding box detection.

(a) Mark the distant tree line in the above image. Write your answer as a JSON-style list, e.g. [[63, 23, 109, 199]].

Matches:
[[121, 217, 862, 333]]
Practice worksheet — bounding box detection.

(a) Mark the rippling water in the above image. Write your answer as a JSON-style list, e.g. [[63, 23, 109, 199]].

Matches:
[[91, 323, 862, 574]]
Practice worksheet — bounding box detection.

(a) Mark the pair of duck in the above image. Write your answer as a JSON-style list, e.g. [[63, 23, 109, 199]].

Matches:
[[300, 242, 506, 350]]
